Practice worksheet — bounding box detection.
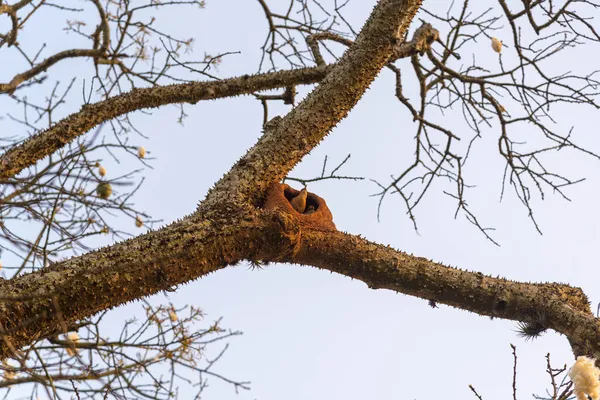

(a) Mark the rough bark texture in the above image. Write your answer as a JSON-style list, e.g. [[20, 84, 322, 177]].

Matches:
[[293, 230, 598, 352], [1, 0, 600, 366], [0, 0, 423, 358], [0, 65, 333, 181]]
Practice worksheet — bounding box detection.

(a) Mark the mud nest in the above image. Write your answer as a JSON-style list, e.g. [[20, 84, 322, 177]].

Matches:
[[263, 183, 336, 231]]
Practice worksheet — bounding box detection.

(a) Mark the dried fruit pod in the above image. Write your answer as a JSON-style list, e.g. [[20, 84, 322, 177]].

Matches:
[[138, 146, 146, 158], [491, 37, 502, 53], [135, 215, 143, 228], [98, 165, 107, 177], [96, 182, 112, 199]]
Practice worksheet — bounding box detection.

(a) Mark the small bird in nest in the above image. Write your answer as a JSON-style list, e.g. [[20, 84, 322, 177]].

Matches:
[[290, 188, 308, 213]]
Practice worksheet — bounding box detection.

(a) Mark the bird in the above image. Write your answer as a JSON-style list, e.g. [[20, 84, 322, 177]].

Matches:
[[290, 188, 307, 213]]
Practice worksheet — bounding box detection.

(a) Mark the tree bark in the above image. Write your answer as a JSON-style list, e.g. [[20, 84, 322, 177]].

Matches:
[[0, 65, 334, 181], [0, 0, 423, 358], [1, 0, 599, 366]]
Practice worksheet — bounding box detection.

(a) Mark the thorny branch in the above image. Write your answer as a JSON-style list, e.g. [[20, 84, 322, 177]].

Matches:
[[0, 0, 600, 397]]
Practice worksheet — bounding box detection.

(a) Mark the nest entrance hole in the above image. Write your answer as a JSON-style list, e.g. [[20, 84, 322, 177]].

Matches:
[[283, 186, 319, 213]]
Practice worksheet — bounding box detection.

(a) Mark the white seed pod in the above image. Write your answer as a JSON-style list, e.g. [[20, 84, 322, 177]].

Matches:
[[135, 215, 143, 228], [67, 332, 79, 342], [98, 165, 107, 177], [96, 182, 112, 199], [137, 146, 146, 158], [569, 356, 600, 400], [491, 37, 503, 53]]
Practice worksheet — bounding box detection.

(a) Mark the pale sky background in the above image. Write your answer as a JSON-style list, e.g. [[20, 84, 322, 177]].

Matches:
[[2, 1, 600, 399]]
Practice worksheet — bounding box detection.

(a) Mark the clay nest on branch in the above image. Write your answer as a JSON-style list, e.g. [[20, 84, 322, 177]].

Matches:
[[263, 183, 336, 231]]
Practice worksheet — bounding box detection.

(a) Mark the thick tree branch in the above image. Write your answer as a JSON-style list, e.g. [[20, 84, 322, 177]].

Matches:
[[0, 13, 436, 183], [0, 64, 333, 181], [292, 230, 600, 360], [0, 0, 422, 358], [0, 212, 298, 358], [4, 0, 597, 367], [201, 0, 424, 210]]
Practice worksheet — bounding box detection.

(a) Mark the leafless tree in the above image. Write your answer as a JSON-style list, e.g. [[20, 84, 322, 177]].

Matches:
[[0, 0, 599, 398]]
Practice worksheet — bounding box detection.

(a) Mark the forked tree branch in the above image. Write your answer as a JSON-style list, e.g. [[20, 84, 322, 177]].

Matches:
[[0, 0, 423, 358], [0, 16, 440, 183], [1, 0, 598, 368]]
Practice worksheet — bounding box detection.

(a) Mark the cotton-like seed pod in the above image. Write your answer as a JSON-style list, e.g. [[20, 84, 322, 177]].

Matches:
[[96, 182, 112, 199], [67, 332, 79, 342], [491, 37, 502, 53], [135, 216, 143, 228], [138, 146, 146, 158], [98, 165, 107, 177], [569, 356, 600, 400]]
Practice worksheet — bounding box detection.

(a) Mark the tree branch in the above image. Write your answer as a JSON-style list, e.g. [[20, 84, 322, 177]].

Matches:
[[4, 0, 597, 365], [0, 0, 110, 91], [0, 0, 423, 358], [293, 229, 600, 360], [200, 0, 424, 209], [0, 64, 333, 181], [0, 213, 297, 359]]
